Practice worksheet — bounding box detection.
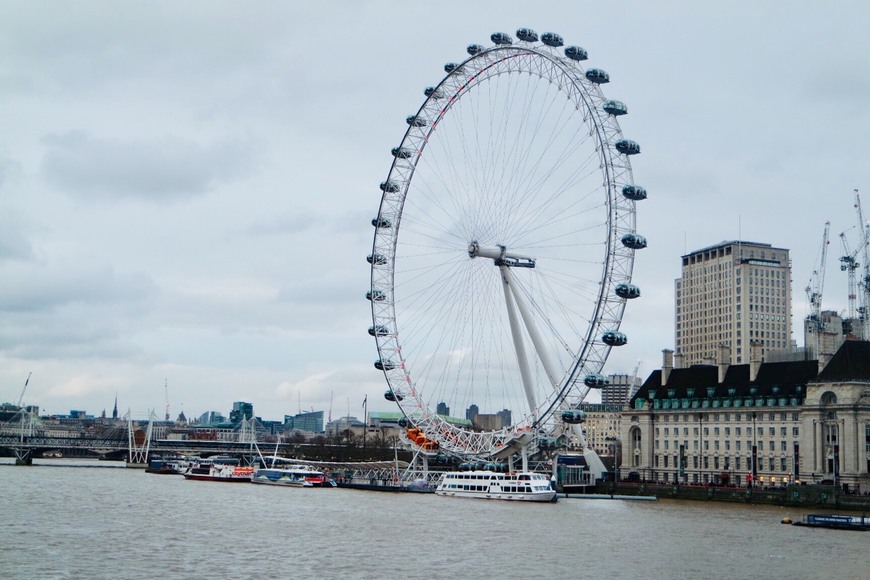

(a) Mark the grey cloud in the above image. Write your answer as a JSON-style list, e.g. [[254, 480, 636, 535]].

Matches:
[[0, 213, 34, 262], [40, 131, 256, 201]]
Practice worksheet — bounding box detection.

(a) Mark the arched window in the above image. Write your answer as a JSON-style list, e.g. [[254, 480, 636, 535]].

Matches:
[[820, 391, 837, 406]]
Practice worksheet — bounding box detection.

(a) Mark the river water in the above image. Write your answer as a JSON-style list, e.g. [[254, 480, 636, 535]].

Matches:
[[0, 459, 866, 579]]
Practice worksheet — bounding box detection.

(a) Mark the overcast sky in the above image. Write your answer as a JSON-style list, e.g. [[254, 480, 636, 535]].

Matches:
[[2, 1, 869, 421]]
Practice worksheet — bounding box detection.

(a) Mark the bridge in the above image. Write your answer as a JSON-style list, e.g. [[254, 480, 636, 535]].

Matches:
[[0, 413, 278, 466]]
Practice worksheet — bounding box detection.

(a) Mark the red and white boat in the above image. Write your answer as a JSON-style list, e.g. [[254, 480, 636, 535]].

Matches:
[[182, 457, 254, 483]]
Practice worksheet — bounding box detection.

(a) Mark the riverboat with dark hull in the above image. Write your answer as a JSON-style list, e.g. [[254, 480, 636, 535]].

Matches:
[[792, 514, 870, 531], [435, 470, 557, 502]]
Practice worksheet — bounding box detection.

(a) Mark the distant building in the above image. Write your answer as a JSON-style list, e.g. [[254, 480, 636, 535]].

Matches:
[[230, 401, 254, 424], [496, 409, 511, 428], [466, 404, 479, 422], [675, 240, 792, 366], [472, 413, 504, 431], [326, 416, 364, 436], [197, 411, 225, 424], [602, 374, 641, 406], [436, 402, 450, 416], [284, 410, 324, 433], [578, 403, 623, 456], [804, 310, 847, 371]]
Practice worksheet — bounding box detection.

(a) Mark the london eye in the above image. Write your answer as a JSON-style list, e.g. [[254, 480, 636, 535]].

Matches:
[[367, 28, 646, 459]]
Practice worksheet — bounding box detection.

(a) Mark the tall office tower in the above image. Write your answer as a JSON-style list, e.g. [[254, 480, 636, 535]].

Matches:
[[602, 374, 640, 406], [675, 241, 792, 366]]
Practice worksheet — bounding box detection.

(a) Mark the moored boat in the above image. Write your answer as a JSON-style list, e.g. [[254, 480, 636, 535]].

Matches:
[[435, 470, 557, 502], [145, 456, 186, 475], [792, 514, 870, 531], [251, 465, 336, 488], [182, 458, 254, 482]]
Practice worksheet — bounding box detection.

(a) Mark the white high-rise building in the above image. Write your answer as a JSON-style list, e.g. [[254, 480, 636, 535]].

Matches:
[[675, 241, 792, 366]]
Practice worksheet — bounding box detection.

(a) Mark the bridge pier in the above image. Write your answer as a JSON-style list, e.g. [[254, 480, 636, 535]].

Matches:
[[14, 448, 33, 466]]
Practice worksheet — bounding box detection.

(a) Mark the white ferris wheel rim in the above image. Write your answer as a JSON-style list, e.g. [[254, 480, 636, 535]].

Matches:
[[368, 31, 642, 458]]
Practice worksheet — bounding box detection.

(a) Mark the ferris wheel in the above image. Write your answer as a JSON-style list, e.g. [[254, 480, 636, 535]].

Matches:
[[367, 29, 646, 458]]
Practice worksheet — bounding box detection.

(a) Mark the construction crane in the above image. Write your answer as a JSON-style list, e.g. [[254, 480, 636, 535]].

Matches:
[[854, 189, 870, 339], [839, 205, 870, 335], [805, 221, 830, 336], [164, 379, 170, 421], [839, 231, 859, 323], [626, 360, 642, 403], [17, 372, 32, 408]]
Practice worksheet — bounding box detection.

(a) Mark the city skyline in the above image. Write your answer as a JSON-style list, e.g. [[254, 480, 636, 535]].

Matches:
[[2, 3, 869, 417]]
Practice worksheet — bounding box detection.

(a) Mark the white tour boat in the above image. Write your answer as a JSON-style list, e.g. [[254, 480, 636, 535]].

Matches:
[[435, 470, 557, 502]]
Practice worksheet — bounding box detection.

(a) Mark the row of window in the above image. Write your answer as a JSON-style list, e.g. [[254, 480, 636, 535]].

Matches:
[[657, 439, 797, 452], [659, 426, 799, 438], [653, 455, 791, 472], [654, 412, 800, 422]]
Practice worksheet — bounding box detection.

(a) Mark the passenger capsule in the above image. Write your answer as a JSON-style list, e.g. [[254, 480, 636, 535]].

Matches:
[[621, 233, 648, 250], [602, 330, 628, 346], [368, 324, 390, 337], [372, 217, 391, 229], [615, 283, 642, 299], [444, 62, 462, 74], [584, 373, 610, 388], [541, 32, 564, 47], [621, 184, 647, 201], [603, 100, 628, 116], [375, 359, 396, 371], [366, 289, 386, 301], [585, 68, 610, 84], [406, 115, 427, 127], [615, 139, 641, 155], [424, 86, 444, 99], [561, 409, 586, 424], [467, 44, 484, 56], [380, 180, 400, 193], [516, 28, 538, 42], [397, 417, 410, 428], [384, 389, 403, 402], [391, 147, 413, 159], [564, 46, 588, 61], [491, 32, 513, 45], [367, 253, 387, 266], [538, 436, 558, 450]]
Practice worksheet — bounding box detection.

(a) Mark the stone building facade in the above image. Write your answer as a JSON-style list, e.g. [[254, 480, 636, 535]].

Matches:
[[620, 341, 870, 491]]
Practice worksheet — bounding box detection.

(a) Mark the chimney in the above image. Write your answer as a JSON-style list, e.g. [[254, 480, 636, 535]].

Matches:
[[662, 349, 674, 385], [717, 343, 731, 384], [674, 351, 684, 370], [749, 340, 763, 382]]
